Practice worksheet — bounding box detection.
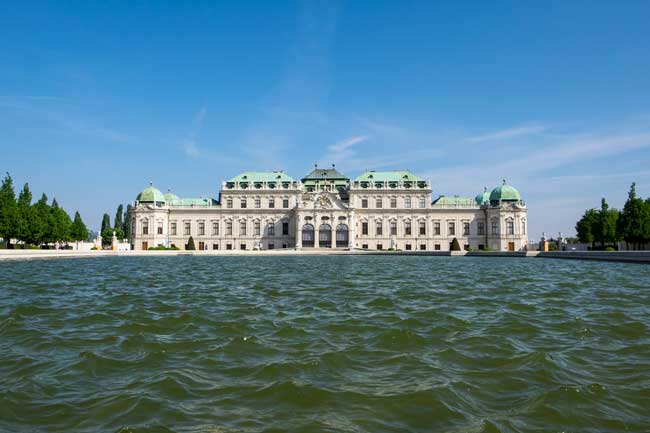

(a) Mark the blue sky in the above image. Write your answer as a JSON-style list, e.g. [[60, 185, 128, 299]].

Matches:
[[2, 1, 650, 238]]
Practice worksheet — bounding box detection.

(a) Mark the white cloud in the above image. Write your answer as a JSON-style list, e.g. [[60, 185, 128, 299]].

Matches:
[[328, 135, 368, 153], [181, 106, 207, 159], [467, 123, 546, 143]]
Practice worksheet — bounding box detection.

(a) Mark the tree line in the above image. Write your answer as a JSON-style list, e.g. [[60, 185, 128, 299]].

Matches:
[[99, 204, 133, 247], [0, 173, 89, 248], [576, 183, 650, 250]]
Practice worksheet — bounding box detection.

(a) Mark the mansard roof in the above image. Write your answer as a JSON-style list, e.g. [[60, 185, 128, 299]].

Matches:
[[228, 171, 294, 183], [301, 167, 348, 181], [432, 195, 476, 206], [356, 170, 421, 182]]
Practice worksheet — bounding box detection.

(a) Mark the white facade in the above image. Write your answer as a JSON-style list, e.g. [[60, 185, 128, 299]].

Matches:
[[131, 169, 528, 252]]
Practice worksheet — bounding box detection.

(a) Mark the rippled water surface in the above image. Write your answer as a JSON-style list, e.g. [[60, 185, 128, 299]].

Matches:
[[1, 256, 649, 433]]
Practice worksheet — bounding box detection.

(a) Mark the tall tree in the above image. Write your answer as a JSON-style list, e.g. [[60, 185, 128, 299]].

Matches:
[[617, 183, 650, 250], [0, 173, 18, 247], [32, 193, 50, 245], [594, 198, 619, 248], [16, 183, 34, 244], [70, 211, 88, 242], [114, 204, 124, 239], [100, 213, 112, 247], [576, 208, 597, 247], [50, 198, 72, 244], [123, 204, 133, 241]]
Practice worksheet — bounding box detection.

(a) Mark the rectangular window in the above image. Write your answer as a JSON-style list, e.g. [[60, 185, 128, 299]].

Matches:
[[361, 199, 368, 208], [405, 221, 412, 236], [240, 199, 247, 208], [376, 221, 383, 236], [390, 221, 397, 236], [170, 222, 177, 236], [477, 221, 485, 236], [254, 221, 261, 236], [419, 197, 426, 208], [463, 222, 470, 236], [283, 199, 289, 208], [376, 198, 382, 208], [405, 197, 411, 208], [405, 244, 412, 251], [434, 221, 441, 235], [268, 223, 275, 236], [448, 221, 455, 236], [240, 221, 247, 236], [226, 221, 233, 235], [213, 243, 219, 250], [435, 244, 441, 251], [362, 244, 368, 249], [269, 199, 275, 208], [157, 222, 163, 235], [240, 243, 246, 250], [226, 243, 232, 250], [464, 244, 470, 251], [377, 244, 383, 250], [142, 220, 149, 235], [227, 199, 233, 208], [362, 222, 368, 235], [198, 241, 205, 250], [420, 244, 426, 250], [492, 220, 499, 235], [419, 221, 426, 235], [282, 222, 289, 236], [212, 221, 219, 235], [184, 222, 191, 236], [268, 243, 275, 249], [255, 198, 261, 208], [390, 198, 397, 208], [198, 221, 205, 236], [507, 220, 514, 235]]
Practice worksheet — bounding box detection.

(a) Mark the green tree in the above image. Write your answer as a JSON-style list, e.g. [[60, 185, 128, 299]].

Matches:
[[594, 198, 619, 249], [100, 213, 112, 247], [114, 204, 124, 239], [617, 183, 650, 250], [450, 237, 461, 251], [123, 204, 133, 241], [576, 208, 597, 247], [186, 236, 196, 250], [32, 193, 50, 245], [50, 198, 72, 244], [16, 183, 34, 245], [0, 173, 18, 247], [70, 211, 88, 242]]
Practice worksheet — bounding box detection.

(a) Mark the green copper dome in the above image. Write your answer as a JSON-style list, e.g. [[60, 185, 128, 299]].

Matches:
[[136, 183, 166, 203], [164, 189, 179, 202], [489, 181, 521, 203], [475, 187, 490, 205]]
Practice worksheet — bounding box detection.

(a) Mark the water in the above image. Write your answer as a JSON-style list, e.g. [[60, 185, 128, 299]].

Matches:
[[1, 256, 649, 433]]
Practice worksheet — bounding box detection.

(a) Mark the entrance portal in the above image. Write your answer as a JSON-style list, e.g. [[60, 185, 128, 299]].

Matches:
[[319, 224, 332, 248], [336, 224, 349, 248], [302, 224, 315, 247]]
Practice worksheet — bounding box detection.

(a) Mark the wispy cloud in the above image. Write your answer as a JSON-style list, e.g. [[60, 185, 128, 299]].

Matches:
[[467, 123, 546, 143], [328, 135, 368, 153], [181, 106, 207, 159]]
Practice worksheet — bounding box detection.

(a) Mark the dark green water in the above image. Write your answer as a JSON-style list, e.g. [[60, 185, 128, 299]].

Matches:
[[1, 256, 649, 433]]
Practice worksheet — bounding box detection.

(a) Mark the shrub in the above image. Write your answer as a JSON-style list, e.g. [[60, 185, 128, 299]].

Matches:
[[148, 245, 180, 251], [605, 246, 616, 251], [450, 238, 461, 251], [91, 247, 98, 250], [186, 236, 196, 250]]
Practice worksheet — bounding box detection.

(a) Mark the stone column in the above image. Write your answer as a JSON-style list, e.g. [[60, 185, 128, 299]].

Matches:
[[331, 223, 336, 248], [314, 224, 320, 248], [295, 215, 302, 249], [348, 211, 355, 249]]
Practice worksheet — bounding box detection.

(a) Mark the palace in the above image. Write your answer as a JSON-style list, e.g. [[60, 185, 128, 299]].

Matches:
[[130, 166, 528, 251]]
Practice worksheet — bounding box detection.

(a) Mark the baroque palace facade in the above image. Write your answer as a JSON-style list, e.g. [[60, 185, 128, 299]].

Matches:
[[131, 166, 528, 252]]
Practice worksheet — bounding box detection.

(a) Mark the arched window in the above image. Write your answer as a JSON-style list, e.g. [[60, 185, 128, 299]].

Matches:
[[521, 218, 526, 235], [302, 223, 315, 247], [267, 221, 275, 236], [491, 218, 499, 235], [506, 218, 514, 235], [336, 224, 349, 247], [319, 224, 332, 247]]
